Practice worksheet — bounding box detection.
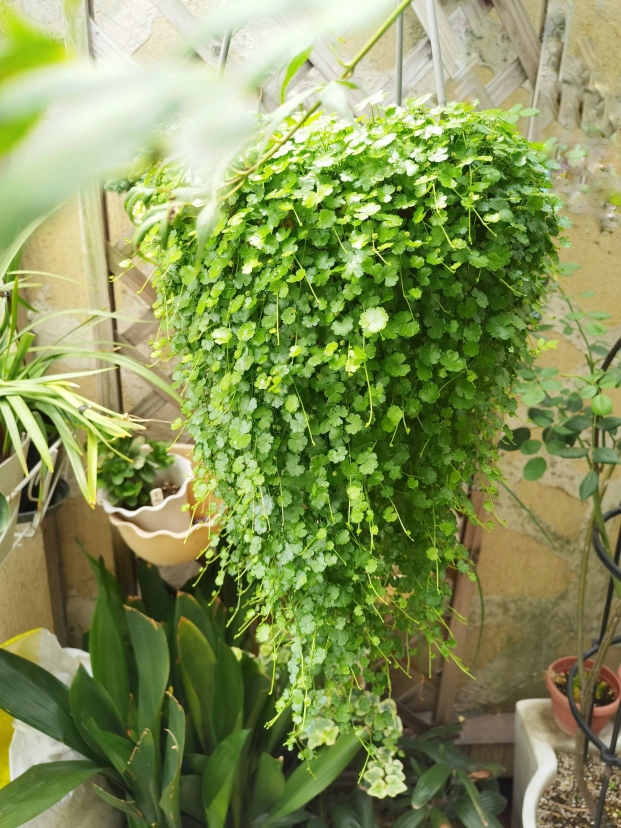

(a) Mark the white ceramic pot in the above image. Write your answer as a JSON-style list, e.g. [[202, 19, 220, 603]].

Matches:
[[0, 437, 30, 564], [99, 453, 193, 534], [513, 698, 616, 828], [109, 511, 223, 566]]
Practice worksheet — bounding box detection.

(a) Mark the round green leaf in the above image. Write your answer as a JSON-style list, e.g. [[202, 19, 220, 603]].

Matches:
[[592, 395, 613, 417], [520, 439, 542, 456], [523, 457, 547, 481]]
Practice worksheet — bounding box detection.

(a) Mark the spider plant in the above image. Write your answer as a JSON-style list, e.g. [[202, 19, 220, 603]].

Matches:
[[0, 220, 180, 528]]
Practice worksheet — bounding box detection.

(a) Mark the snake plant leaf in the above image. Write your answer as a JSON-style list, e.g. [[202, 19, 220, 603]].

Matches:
[[453, 798, 504, 828], [128, 728, 164, 827], [428, 808, 452, 828], [411, 763, 452, 809], [455, 770, 493, 826], [88, 555, 130, 721], [240, 653, 271, 732], [92, 786, 144, 819], [211, 638, 244, 743], [0, 493, 9, 533], [175, 593, 219, 654], [137, 560, 174, 623], [81, 715, 133, 776], [265, 733, 362, 823], [126, 607, 170, 736], [0, 648, 92, 757], [329, 788, 378, 828], [180, 775, 203, 822], [248, 753, 286, 822], [202, 728, 250, 828], [0, 761, 102, 828], [392, 811, 428, 828], [159, 693, 186, 828], [69, 664, 127, 757], [177, 617, 217, 753]]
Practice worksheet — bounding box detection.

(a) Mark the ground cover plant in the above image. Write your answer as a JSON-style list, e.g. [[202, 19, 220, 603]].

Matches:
[[128, 99, 566, 791]]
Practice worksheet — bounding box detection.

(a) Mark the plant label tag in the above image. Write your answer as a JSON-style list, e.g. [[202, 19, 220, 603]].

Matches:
[[150, 487, 164, 507]]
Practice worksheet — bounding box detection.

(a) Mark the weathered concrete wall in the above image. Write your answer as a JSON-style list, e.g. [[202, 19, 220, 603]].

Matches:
[[7, 0, 621, 695]]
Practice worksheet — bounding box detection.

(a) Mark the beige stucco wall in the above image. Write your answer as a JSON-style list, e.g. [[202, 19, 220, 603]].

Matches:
[[7, 0, 621, 704]]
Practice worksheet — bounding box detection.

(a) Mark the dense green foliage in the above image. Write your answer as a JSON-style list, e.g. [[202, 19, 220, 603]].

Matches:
[[97, 436, 174, 509], [129, 101, 565, 791], [323, 724, 506, 828], [0, 558, 359, 828]]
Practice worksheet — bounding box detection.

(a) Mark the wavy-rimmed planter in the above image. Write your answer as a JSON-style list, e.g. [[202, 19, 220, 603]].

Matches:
[[98, 453, 193, 534], [513, 698, 617, 828], [105, 443, 226, 566], [109, 511, 222, 565]]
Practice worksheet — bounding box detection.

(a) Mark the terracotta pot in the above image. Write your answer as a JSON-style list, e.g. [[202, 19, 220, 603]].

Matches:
[[98, 453, 193, 534], [545, 656, 621, 736]]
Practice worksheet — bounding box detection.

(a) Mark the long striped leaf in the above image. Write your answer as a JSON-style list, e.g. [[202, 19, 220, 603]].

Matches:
[[0, 761, 102, 828], [6, 394, 53, 470], [202, 729, 250, 828], [0, 399, 27, 473]]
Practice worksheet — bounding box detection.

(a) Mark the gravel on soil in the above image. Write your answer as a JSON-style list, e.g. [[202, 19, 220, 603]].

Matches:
[[537, 753, 621, 827]]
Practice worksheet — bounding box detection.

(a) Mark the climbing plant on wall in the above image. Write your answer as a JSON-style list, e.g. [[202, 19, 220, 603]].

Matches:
[[128, 100, 566, 794]]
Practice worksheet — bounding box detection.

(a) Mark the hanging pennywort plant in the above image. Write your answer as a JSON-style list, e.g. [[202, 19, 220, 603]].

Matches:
[[128, 100, 566, 795]]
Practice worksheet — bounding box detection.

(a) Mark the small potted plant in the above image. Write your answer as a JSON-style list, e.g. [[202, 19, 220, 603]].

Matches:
[[98, 437, 224, 565], [97, 436, 192, 533], [545, 656, 620, 736]]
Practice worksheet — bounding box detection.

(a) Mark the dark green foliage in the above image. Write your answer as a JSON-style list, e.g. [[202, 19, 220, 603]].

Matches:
[[130, 101, 565, 780], [97, 435, 174, 509], [319, 726, 506, 828]]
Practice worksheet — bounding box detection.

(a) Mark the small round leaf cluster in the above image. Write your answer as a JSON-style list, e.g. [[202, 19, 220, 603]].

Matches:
[[98, 436, 174, 510], [129, 101, 565, 777]]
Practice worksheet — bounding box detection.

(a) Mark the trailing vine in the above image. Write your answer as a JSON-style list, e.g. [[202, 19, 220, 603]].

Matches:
[[128, 100, 566, 795]]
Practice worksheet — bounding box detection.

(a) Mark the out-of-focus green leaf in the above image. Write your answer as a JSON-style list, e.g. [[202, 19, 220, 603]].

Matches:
[[69, 665, 126, 757], [159, 693, 186, 828], [411, 763, 452, 809], [126, 607, 170, 735], [0, 761, 101, 828], [265, 733, 362, 823], [0, 648, 91, 757], [128, 728, 163, 826], [87, 554, 130, 720], [248, 753, 286, 821], [177, 617, 217, 752], [212, 638, 244, 743], [202, 729, 250, 828]]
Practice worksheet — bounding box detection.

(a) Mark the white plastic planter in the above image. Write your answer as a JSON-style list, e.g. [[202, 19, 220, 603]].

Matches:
[[98, 453, 193, 534], [0, 437, 30, 564], [513, 698, 615, 828]]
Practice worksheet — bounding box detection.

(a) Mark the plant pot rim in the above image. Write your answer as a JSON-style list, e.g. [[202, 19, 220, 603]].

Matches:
[[545, 656, 621, 716], [98, 452, 192, 519], [109, 511, 222, 540]]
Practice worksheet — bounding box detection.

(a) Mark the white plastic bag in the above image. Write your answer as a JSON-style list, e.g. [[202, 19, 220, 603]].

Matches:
[[1, 628, 123, 828]]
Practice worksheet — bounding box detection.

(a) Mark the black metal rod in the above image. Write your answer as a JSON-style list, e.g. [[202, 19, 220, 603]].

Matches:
[[567, 636, 621, 770], [594, 764, 611, 828], [592, 505, 621, 581], [598, 521, 621, 644]]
